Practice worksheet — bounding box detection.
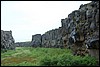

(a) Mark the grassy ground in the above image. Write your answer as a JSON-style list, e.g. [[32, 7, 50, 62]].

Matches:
[[1, 47, 98, 66]]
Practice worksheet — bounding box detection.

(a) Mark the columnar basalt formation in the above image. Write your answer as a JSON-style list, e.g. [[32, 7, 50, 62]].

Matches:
[[1, 30, 15, 52]]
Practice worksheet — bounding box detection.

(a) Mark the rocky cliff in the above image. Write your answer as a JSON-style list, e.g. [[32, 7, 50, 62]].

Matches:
[[4, 1, 99, 59], [31, 34, 42, 47], [1, 30, 15, 52], [61, 1, 99, 58], [31, 1, 99, 58], [41, 27, 63, 48]]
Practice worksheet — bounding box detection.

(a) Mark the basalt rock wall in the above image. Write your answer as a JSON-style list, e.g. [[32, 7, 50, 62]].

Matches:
[[31, 1, 99, 58], [61, 1, 99, 58], [1, 30, 15, 52], [14, 1, 99, 59], [31, 1, 99, 49]]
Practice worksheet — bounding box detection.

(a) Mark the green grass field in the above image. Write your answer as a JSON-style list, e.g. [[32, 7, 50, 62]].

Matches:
[[1, 47, 98, 66]]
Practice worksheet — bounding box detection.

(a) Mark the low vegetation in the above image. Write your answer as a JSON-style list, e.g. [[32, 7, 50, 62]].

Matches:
[[1, 47, 98, 66]]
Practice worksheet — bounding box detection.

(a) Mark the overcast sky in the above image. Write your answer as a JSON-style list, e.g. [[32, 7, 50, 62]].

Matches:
[[1, 1, 91, 42]]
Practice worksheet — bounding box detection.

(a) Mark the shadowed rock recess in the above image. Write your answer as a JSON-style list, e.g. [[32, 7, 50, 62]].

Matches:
[[1, 1, 99, 59]]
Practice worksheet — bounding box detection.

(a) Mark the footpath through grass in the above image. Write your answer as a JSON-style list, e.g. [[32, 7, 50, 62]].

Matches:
[[1, 47, 98, 66]]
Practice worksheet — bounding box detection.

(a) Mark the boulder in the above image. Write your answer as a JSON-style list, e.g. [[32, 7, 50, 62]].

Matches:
[[87, 39, 99, 49]]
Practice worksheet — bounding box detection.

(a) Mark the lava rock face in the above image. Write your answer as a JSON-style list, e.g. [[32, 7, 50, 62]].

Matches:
[[61, 1, 99, 57], [30, 1, 99, 58], [41, 28, 62, 48], [2, 1, 98, 59], [31, 34, 42, 47], [38, 1, 99, 50], [1, 30, 15, 52]]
